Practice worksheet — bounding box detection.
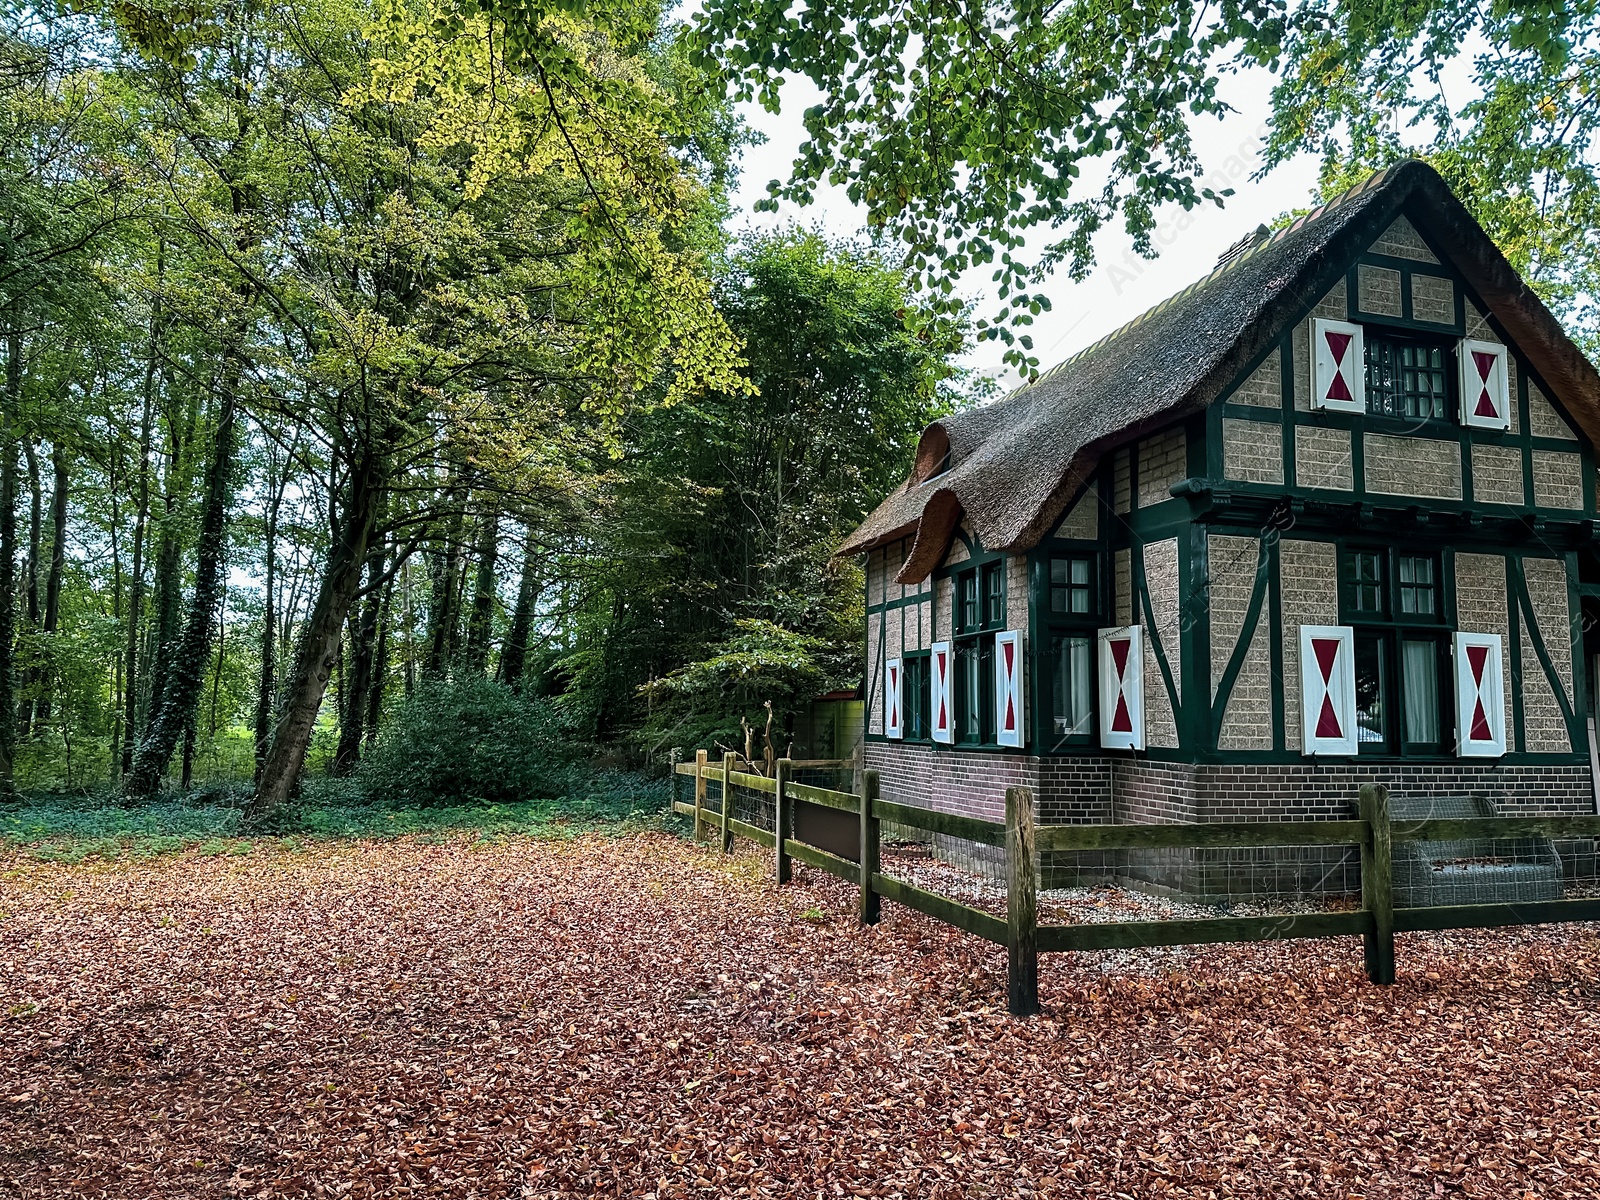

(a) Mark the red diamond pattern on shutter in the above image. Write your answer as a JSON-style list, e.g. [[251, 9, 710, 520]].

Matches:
[[1109, 637, 1133, 734], [1311, 637, 1344, 741], [1324, 330, 1355, 403], [1471, 350, 1498, 419], [934, 650, 947, 729], [1001, 640, 1015, 734], [888, 663, 899, 730], [1466, 643, 1492, 742]]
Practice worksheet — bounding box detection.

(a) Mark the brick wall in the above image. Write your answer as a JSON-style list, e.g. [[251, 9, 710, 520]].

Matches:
[[1521, 556, 1575, 753], [1357, 264, 1402, 317], [1137, 427, 1188, 506], [1293, 425, 1353, 491], [867, 741, 1594, 890], [1531, 449, 1584, 511], [1364, 432, 1462, 500], [1221, 418, 1284, 486], [1278, 539, 1339, 752], [1053, 481, 1099, 540], [1410, 273, 1455, 324], [1228, 354, 1280, 408], [1471, 443, 1522, 505], [1208, 533, 1274, 751], [1529, 380, 1577, 441], [1143, 538, 1183, 749], [1372, 216, 1437, 262], [1455, 553, 1515, 744]]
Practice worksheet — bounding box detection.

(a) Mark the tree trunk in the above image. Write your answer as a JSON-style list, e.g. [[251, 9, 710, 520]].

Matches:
[[253, 487, 277, 780], [499, 523, 538, 690], [463, 507, 497, 675], [34, 444, 66, 724], [16, 439, 40, 737], [125, 394, 237, 799], [333, 541, 385, 775], [364, 576, 392, 749], [120, 240, 162, 780], [248, 452, 384, 822], [424, 489, 464, 677], [0, 324, 20, 799]]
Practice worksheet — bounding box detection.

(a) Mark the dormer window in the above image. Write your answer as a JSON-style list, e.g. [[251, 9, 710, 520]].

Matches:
[[1364, 332, 1450, 422]]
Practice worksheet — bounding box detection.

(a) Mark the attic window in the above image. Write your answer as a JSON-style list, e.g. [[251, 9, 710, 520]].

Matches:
[[1365, 333, 1449, 422]]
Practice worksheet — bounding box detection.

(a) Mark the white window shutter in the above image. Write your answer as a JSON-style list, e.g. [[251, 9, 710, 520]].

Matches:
[[930, 641, 954, 744], [994, 630, 1025, 749], [1454, 632, 1506, 757], [884, 657, 903, 739], [1312, 318, 1365, 413], [1098, 625, 1144, 751], [1459, 339, 1511, 430], [1299, 625, 1358, 755]]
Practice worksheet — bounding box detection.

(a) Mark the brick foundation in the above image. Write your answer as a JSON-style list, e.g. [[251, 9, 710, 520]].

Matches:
[[865, 742, 1596, 895]]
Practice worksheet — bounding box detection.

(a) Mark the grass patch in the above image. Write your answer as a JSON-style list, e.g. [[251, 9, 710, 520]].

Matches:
[[1, 771, 676, 863]]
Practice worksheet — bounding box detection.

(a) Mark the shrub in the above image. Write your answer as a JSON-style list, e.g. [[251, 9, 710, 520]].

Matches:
[[356, 678, 581, 807]]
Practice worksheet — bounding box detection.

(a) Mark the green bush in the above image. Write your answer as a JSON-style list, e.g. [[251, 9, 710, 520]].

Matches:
[[356, 678, 582, 807]]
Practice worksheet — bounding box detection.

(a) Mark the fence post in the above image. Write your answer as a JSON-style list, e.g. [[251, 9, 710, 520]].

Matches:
[[693, 749, 708, 843], [1359, 782, 1395, 985], [859, 769, 881, 926], [1005, 786, 1040, 1016], [669, 747, 682, 817], [774, 757, 792, 884], [720, 752, 736, 854]]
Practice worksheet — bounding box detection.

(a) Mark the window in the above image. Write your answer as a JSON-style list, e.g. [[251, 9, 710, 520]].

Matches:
[[951, 561, 1004, 744], [902, 654, 931, 741], [1346, 551, 1385, 616], [1365, 333, 1450, 421], [1342, 548, 1450, 755], [1043, 555, 1101, 748], [1050, 558, 1093, 615], [1050, 633, 1094, 738], [1398, 555, 1437, 616]]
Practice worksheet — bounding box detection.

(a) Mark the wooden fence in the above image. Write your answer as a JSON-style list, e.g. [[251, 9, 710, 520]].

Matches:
[[670, 754, 1600, 1015]]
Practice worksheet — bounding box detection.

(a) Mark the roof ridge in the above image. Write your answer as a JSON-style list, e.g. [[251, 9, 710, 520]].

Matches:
[[1013, 164, 1400, 397]]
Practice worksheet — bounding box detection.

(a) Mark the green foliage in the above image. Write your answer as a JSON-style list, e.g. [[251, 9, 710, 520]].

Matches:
[[557, 229, 962, 751], [1265, 1, 1600, 355], [1, 767, 667, 860], [356, 678, 584, 806]]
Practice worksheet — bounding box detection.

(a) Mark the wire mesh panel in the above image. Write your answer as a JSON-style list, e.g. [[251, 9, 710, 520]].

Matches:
[[1388, 794, 1597, 907]]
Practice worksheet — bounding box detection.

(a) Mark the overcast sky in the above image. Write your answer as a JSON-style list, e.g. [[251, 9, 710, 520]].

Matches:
[[724, 65, 1326, 384]]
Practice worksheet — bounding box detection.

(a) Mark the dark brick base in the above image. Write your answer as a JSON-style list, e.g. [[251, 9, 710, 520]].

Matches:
[[864, 743, 1596, 895]]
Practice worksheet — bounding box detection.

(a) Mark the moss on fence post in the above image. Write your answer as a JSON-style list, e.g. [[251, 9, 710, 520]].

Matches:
[[1006, 785, 1039, 1016], [1360, 782, 1395, 985], [859, 769, 881, 926], [775, 758, 792, 884]]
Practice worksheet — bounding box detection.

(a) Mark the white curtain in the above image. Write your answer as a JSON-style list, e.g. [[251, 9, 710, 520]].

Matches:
[[1402, 639, 1438, 744]]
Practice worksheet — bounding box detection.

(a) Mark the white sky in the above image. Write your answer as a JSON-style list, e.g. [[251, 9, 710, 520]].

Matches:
[[725, 65, 1326, 384]]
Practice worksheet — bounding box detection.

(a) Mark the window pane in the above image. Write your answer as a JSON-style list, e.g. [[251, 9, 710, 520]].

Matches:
[[1354, 633, 1388, 749], [979, 639, 996, 741], [957, 643, 982, 742], [983, 564, 1004, 627], [1070, 559, 1089, 585], [1050, 560, 1067, 584], [1051, 636, 1092, 739], [1402, 640, 1440, 745], [1366, 335, 1449, 421]]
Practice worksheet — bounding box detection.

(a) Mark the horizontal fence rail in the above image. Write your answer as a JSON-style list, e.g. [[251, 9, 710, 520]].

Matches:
[[666, 760, 1600, 1015]]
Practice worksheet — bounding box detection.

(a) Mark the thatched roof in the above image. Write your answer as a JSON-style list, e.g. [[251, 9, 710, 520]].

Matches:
[[839, 160, 1600, 582]]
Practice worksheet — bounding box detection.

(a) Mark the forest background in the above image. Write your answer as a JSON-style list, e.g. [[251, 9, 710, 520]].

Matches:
[[2, 0, 1597, 839]]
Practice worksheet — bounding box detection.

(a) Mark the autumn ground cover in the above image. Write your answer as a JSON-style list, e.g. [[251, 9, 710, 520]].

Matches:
[[3, 831, 1599, 1199]]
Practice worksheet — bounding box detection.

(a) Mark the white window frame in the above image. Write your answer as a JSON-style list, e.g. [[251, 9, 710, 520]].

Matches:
[[1453, 631, 1507, 757], [994, 630, 1025, 749], [930, 641, 954, 745], [1097, 625, 1144, 751], [1299, 624, 1359, 756], [1459, 338, 1511, 431], [1312, 318, 1366, 413]]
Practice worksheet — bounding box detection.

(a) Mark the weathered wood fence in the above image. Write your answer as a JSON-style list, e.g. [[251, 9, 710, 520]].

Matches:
[[669, 756, 1600, 1015]]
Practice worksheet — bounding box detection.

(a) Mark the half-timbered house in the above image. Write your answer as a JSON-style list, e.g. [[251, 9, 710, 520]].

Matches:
[[839, 161, 1600, 886]]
